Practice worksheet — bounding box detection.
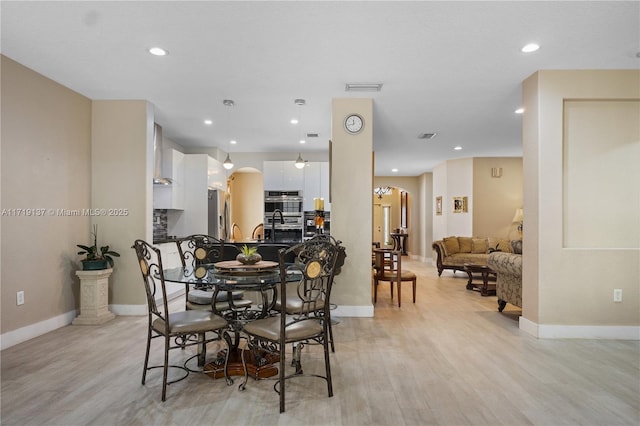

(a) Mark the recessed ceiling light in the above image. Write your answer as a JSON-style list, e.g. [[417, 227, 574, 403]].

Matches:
[[521, 43, 540, 53], [299, 139, 306, 144], [345, 83, 383, 92], [290, 118, 298, 124], [294, 99, 306, 106], [204, 119, 213, 125], [514, 108, 524, 114], [230, 140, 237, 145], [454, 146, 463, 151], [391, 168, 399, 173], [148, 47, 168, 56]]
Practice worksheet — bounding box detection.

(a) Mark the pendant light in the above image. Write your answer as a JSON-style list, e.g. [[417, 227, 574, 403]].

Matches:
[[223, 153, 234, 170], [293, 98, 306, 168], [222, 99, 234, 170]]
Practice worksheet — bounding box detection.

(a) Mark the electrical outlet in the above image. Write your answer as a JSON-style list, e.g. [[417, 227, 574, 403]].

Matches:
[[16, 291, 25, 306], [613, 289, 622, 303]]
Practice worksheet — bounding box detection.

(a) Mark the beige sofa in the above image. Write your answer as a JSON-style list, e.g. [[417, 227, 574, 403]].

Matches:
[[432, 236, 513, 276]]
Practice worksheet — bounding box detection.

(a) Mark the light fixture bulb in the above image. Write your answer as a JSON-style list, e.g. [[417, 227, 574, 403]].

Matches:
[[295, 153, 305, 169], [521, 43, 540, 53], [148, 47, 168, 56], [223, 153, 234, 170]]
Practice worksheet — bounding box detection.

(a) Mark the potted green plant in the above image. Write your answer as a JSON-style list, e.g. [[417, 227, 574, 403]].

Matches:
[[236, 244, 262, 265], [77, 224, 121, 270]]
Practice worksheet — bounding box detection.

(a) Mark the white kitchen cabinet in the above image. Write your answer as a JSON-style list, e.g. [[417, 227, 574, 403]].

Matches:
[[207, 156, 226, 190], [154, 242, 184, 300], [153, 149, 185, 210], [263, 161, 304, 191], [303, 162, 331, 211]]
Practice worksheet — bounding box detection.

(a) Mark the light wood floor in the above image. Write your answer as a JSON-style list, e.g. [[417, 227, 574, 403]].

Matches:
[[1, 259, 639, 425]]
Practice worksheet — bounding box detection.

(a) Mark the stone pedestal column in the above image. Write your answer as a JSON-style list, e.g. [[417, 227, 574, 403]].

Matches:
[[73, 268, 116, 325]]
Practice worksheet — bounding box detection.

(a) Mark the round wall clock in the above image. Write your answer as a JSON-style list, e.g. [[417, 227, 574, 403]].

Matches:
[[344, 114, 364, 134]]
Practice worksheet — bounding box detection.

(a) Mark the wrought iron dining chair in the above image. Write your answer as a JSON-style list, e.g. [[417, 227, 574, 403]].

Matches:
[[240, 237, 343, 412], [175, 235, 251, 312], [272, 235, 343, 352], [132, 239, 229, 401], [373, 248, 416, 307]]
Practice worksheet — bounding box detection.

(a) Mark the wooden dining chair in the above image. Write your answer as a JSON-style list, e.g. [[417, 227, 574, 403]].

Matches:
[[373, 248, 416, 307], [251, 223, 264, 240], [131, 239, 229, 401], [231, 223, 243, 241]]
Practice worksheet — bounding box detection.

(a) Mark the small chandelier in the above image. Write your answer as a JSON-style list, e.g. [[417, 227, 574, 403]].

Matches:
[[374, 186, 391, 199]]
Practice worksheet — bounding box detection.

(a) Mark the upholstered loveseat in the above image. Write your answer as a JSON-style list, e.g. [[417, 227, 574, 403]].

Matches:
[[487, 250, 522, 311], [432, 236, 513, 276]]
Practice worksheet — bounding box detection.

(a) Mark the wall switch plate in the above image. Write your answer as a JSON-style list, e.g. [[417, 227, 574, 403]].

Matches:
[[16, 291, 25, 306], [613, 289, 623, 303]]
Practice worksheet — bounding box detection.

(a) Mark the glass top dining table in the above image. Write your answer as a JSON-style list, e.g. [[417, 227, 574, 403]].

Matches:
[[162, 260, 300, 380], [162, 261, 300, 319]]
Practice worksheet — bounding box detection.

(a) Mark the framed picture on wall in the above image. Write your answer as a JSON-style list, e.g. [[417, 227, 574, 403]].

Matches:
[[453, 196, 468, 213], [436, 196, 442, 215]]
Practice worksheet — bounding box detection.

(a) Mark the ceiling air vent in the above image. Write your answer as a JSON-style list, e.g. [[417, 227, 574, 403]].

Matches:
[[418, 132, 438, 140], [306, 133, 319, 138], [345, 83, 383, 92]]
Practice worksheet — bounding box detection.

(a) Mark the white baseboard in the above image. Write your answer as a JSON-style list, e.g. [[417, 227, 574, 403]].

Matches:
[[0, 309, 77, 351], [0, 286, 187, 351], [520, 316, 640, 340]]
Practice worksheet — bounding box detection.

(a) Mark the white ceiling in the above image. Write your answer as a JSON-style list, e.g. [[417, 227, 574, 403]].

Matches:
[[2, 1, 638, 176]]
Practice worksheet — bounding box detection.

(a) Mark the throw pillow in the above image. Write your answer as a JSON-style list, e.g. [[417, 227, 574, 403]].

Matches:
[[511, 240, 523, 254], [458, 237, 473, 253], [471, 238, 488, 253], [443, 236, 460, 256], [488, 237, 513, 253]]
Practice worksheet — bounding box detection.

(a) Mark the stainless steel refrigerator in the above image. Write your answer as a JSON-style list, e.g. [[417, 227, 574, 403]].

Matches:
[[208, 189, 229, 240]]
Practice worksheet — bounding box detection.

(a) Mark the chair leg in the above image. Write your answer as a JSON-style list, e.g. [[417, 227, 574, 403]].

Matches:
[[324, 327, 334, 399], [397, 279, 401, 308], [142, 325, 152, 385], [279, 341, 286, 413], [162, 335, 170, 401], [412, 279, 416, 303], [328, 315, 335, 353]]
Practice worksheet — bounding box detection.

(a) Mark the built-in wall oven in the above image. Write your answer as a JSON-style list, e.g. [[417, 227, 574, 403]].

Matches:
[[264, 191, 303, 243]]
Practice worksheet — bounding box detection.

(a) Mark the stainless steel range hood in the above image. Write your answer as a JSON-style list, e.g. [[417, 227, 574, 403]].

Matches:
[[153, 123, 173, 185]]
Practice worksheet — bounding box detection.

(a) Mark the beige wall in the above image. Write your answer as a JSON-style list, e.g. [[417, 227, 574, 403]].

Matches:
[[228, 170, 264, 238], [522, 70, 640, 335], [373, 175, 425, 258], [1, 55, 91, 337], [331, 98, 374, 314], [91, 100, 152, 308], [432, 157, 522, 242], [472, 157, 523, 238]]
